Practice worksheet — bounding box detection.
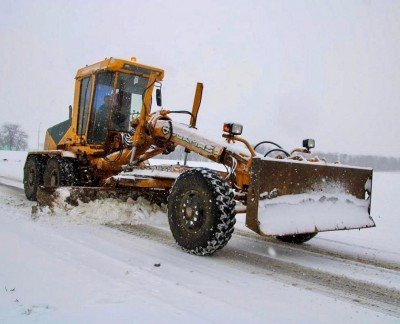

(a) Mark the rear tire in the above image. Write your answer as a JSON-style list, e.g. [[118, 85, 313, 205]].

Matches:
[[23, 156, 44, 201], [276, 232, 317, 244], [168, 168, 236, 256], [43, 157, 77, 187]]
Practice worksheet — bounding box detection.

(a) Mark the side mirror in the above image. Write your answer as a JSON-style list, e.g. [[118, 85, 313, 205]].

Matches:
[[156, 88, 162, 107]]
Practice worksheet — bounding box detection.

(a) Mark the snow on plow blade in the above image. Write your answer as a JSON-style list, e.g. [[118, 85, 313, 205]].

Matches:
[[246, 157, 375, 236]]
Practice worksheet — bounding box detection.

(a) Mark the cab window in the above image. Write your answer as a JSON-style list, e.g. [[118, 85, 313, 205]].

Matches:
[[112, 73, 148, 132], [77, 77, 92, 136]]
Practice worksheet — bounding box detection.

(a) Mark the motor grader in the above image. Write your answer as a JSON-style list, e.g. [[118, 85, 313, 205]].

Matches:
[[24, 57, 375, 255]]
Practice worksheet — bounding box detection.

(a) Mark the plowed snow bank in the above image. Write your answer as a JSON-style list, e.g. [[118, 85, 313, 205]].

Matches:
[[37, 193, 168, 227]]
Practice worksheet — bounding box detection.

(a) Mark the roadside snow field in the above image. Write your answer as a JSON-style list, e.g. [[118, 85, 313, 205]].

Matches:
[[0, 151, 26, 189]]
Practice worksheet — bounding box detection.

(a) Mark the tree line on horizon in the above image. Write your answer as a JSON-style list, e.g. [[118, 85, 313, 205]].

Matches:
[[0, 123, 28, 151]]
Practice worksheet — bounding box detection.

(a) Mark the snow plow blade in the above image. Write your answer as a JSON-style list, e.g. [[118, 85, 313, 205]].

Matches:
[[35, 186, 168, 211], [246, 157, 375, 237]]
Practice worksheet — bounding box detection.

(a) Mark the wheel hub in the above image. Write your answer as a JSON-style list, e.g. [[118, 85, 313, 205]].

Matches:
[[180, 191, 204, 232], [28, 167, 35, 186], [185, 206, 193, 218], [50, 171, 58, 187]]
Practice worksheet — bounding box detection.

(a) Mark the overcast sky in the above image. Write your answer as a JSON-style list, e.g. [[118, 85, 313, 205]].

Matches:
[[0, 0, 399, 156]]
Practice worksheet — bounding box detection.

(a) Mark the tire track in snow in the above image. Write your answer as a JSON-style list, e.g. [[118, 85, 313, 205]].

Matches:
[[108, 223, 400, 317], [234, 228, 400, 272]]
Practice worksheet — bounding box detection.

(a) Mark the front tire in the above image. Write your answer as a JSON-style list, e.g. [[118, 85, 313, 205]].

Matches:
[[43, 157, 77, 187], [168, 168, 236, 255], [276, 232, 317, 244], [23, 156, 44, 201]]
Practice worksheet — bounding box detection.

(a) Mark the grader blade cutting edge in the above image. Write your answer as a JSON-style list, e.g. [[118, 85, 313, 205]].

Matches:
[[36, 186, 168, 211], [246, 157, 375, 237]]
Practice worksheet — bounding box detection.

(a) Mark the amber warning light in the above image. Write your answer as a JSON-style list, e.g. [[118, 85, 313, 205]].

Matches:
[[223, 123, 243, 136]]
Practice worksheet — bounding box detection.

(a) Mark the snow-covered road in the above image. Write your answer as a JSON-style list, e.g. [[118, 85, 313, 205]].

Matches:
[[0, 151, 399, 323]]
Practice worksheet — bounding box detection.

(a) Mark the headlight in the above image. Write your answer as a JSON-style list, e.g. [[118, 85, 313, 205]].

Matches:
[[223, 123, 243, 136]]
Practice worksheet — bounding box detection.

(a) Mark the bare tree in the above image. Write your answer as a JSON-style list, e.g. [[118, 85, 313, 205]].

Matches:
[[0, 123, 28, 151]]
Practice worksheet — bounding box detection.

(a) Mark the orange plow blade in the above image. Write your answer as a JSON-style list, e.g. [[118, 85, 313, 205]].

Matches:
[[246, 157, 375, 236]]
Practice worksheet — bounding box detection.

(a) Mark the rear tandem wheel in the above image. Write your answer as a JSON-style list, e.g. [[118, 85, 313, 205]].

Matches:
[[23, 156, 45, 201], [43, 157, 77, 187]]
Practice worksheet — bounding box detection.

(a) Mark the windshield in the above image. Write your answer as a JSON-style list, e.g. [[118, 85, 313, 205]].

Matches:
[[87, 72, 149, 144], [111, 73, 149, 132]]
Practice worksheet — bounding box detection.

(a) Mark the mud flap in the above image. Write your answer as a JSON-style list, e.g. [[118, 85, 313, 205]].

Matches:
[[246, 157, 375, 236]]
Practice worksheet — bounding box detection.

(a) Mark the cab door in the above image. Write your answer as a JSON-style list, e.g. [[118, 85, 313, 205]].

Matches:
[[87, 72, 115, 144]]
